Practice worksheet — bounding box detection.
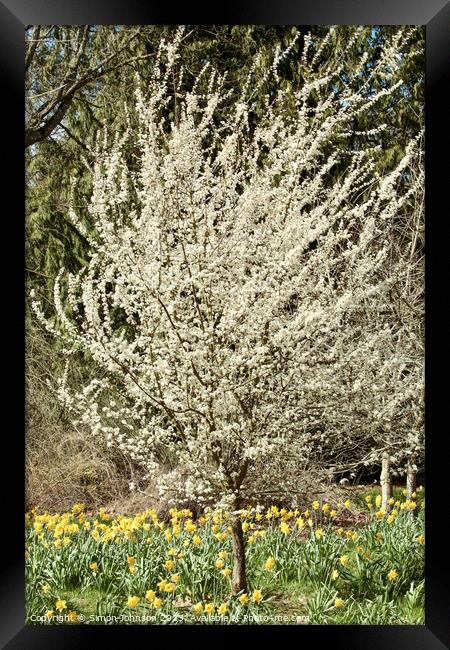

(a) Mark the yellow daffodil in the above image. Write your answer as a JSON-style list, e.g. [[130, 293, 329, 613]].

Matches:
[[387, 569, 398, 581], [252, 589, 263, 603], [55, 599, 67, 612], [265, 556, 276, 570], [146, 590, 156, 602], [279, 521, 290, 535], [335, 598, 345, 608], [193, 603, 203, 615], [239, 593, 249, 605], [218, 603, 228, 616], [127, 596, 140, 608]]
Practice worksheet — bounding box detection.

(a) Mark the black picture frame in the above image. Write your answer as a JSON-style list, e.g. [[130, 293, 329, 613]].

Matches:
[[1, 0, 448, 646]]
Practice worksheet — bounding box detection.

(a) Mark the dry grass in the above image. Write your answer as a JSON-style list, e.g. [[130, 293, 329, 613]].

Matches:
[[25, 320, 150, 512]]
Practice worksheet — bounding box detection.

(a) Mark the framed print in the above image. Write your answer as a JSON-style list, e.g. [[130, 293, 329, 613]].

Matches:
[[0, 0, 448, 647]]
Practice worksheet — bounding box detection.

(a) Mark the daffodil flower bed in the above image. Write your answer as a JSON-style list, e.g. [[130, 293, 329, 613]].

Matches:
[[26, 496, 424, 625]]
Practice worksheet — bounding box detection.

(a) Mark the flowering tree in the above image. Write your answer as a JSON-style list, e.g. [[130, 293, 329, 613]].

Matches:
[[320, 145, 424, 509], [32, 27, 423, 593]]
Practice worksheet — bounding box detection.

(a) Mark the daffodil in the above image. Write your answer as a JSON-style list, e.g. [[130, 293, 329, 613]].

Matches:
[[340, 555, 350, 567], [55, 599, 67, 612], [145, 590, 156, 602], [279, 521, 290, 535], [127, 596, 140, 608], [218, 603, 228, 616], [252, 589, 263, 603], [204, 603, 214, 615], [331, 569, 339, 581], [264, 556, 275, 570], [89, 562, 98, 571], [238, 593, 249, 605], [221, 567, 231, 577], [387, 569, 398, 581], [42, 583, 51, 593], [416, 534, 425, 545], [335, 598, 345, 608], [193, 603, 203, 615], [315, 528, 324, 540]]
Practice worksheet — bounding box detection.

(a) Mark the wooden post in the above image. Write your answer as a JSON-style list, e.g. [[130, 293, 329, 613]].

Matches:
[[406, 455, 418, 517], [381, 451, 392, 511]]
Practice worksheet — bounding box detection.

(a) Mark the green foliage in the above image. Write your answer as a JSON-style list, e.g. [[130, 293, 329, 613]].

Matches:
[[26, 499, 424, 625]]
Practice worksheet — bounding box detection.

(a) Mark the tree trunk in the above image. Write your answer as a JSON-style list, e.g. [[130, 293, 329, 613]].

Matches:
[[230, 513, 247, 595], [380, 451, 393, 511], [406, 455, 418, 517]]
